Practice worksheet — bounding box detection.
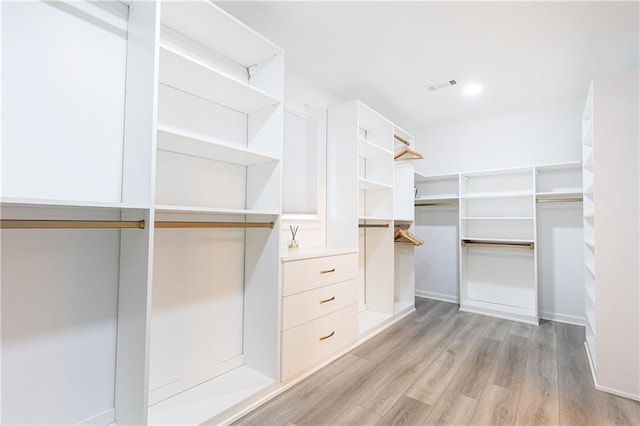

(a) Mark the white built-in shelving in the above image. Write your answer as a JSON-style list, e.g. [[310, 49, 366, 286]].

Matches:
[[328, 101, 416, 340], [1, 2, 284, 425]]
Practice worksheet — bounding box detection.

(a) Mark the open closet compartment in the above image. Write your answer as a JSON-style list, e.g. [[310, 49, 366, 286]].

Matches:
[[459, 167, 539, 325], [146, 2, 284, 424], [393, 126, 418, 315], [328, 101, 402, 339], [1, 2, 153, 424], [414, 172, 460, 205]]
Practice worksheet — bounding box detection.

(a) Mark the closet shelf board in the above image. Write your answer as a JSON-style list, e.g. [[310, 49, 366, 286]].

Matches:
[[461, 216, 534, 220], [535, 190, 583, 198], [0, 197, 150, 211], [161, 0, 281, 68], [147, 365, 275, 425], [534, 161, 582, 171], [585, 262, 595, 278], [358, 178, 393, 191], [460, 191, 534, 200], [460, 300, 537, 325], [358, 216, 394, 221], [583, 120, 594, 147], [585, 238, 595, 250], [157, 126, 279, 166], [460, 237, 535, 244], [359, 137, 393, 158], [414, 195, 459, 202], [586, 286, 596, 308], [155, 205, 279, 217], [159, 44, 280, 114]]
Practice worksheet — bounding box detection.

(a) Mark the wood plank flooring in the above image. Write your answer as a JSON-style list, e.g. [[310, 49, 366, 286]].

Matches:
[[235, 299, 640, 425]]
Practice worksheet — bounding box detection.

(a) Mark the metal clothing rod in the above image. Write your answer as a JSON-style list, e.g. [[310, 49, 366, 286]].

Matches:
[[155, 221, 274, 229], [536, 197, 583, 203], [358, 224, 390, 228], [461, 239, 534, 250], [0, 219, 145, 229], [394, 134, 410, 146]]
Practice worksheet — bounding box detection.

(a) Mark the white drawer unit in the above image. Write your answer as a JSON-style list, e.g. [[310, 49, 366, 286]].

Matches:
[[282, 279, 357, 331], [282, 252, 358, 296], [281, 304, 358, 380]]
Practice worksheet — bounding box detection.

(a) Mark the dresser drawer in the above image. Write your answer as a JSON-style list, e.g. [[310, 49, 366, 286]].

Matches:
[[282, 279, 357, 331], [283, 253, 357, 296], [281, 304, 357, 380]]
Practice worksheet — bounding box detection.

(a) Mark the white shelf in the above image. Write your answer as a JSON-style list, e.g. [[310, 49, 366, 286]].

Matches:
[[583, 119, 594, 147], [414, 195, 459, 202], [358, 310, 393, 337], [586, 286, 596, 307], [584, 149, 594, 171], [157, 126, 279, 166], [536, 190, 583, 198], [585, 238, 595, 251], [158, 44, 280, 114], [459, 300, 537, 325], [461, 237, 535, 244], [358, 137, 393, 158], [461, 216, 534, 220], [460, 191, 534, 200], [358, 178, 393, 191], [585, 262, 595, 278], [147, 365, 275, 425], [359, 216, 393, 221], [155, 204, 279, 217], [0, 197, 150, 211], [280, 248, 358, 262], [586, 311, 597, 336], [585, 184, 594, 199], [535, 161, 582, 171], [160, 1, 282, 69], [394, 301, 414, 315], [414, 172, 459, 182]]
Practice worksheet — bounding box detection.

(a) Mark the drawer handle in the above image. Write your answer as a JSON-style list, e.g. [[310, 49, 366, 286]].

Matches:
[[319, 296, 336, 304], [319, 331, 335, 341], [320, 268, 336, 274]]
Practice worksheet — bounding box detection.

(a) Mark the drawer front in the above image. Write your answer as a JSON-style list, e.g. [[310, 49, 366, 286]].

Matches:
[[283, 253, 357, 296], [282, 279, 357, 331], [281, 304, 357, 380]]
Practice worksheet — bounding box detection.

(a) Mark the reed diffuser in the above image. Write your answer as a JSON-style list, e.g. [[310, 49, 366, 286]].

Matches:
[[288, 225, 299, 251]]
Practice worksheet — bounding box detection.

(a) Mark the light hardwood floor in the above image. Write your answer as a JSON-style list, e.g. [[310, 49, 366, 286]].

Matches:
[[235, 298, 640, 425]]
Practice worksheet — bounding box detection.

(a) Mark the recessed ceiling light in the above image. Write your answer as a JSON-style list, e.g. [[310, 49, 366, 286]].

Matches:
[[463, 83, 483, 96]]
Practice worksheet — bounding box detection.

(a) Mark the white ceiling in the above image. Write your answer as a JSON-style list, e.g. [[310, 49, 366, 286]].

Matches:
[[218, 1, 640, 130]]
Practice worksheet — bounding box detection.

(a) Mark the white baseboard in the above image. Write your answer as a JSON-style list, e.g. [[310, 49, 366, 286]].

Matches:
[[584, 343, 640, 402], [77, 408, 115, 425], [540, 311, 584, 326], [595, 383, 640, 402], [415, 290, 459, 304]]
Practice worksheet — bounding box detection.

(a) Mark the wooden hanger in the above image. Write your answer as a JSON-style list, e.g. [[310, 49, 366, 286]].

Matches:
[[394, 146, 424, 161], [394, 228, 423, 246]]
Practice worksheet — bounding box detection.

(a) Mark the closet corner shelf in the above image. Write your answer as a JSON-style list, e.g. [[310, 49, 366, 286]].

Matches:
[[159, 44, 281, 114], [155, 204, 279, 218], [583, 151, 594, 171], [358, 178, 393, 191], [586, 311, 597, 335], [358, 137, 393, 158], [583, 119, 594, 147], [0, 197, 151, 211], [157, 126, 280, 166]]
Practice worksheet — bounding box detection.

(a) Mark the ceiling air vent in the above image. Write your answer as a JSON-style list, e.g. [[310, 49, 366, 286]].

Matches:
[[427, 79, 458, 92]]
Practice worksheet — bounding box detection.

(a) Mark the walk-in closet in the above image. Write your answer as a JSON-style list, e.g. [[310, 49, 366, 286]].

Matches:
[[2, 1, 639, 425]]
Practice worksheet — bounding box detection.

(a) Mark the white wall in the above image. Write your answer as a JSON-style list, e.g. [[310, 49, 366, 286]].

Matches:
[[281, 67, 346, 250], [415, 96, 583, 175], [413, 96, 586, 324]]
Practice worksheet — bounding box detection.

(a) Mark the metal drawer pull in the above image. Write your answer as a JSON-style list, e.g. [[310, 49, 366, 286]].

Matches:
[[320, 268, 336, 274], [319, 331, 335, 341], [319, 296, 336, 304]]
